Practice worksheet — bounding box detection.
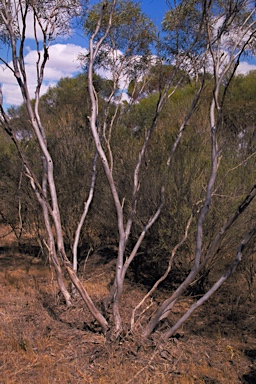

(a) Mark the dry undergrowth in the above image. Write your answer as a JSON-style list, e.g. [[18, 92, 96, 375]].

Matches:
[[0, 227, 255, 383]]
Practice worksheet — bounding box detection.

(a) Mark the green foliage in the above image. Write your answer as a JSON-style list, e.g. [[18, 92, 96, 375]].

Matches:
[[162, 0, 207, 57], [223, 70, 256, 139], [84, 0, 156, 56], [7, 104, 34, 140], [93, 74, 115, 98], [82, 0, 157, 84], [1, 62, 256, 286], [0, 131, 41, 240], [125, 93, 159, 135], [127, 64, 190, 100], [41, 73, 90, 129]]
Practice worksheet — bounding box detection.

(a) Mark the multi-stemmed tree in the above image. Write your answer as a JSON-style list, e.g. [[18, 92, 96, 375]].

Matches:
[[0, 0, 255, 341]]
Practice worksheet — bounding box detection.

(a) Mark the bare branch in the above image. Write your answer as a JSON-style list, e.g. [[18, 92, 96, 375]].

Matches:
[[131, 213, 193, 330], [163, 223, 256, 340]]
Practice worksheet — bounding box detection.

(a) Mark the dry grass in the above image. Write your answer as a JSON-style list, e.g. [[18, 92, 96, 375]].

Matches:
[[0, 227, 256, 383]]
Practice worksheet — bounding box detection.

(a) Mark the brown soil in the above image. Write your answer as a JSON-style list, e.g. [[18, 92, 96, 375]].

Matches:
[[0, 227, 255, 383]]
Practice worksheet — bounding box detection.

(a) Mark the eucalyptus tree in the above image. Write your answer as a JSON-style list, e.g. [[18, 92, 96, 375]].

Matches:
[[0, 0, 255, 343], [142, 0, 256, 339], [85, 0, 256, 339], [84, 0, 206, 337], [0, 0, 108, 331]]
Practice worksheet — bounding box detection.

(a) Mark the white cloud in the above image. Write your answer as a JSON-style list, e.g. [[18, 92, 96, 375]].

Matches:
[[0, 43, 87, 107], [236, 61, 256, 75], [16, 2, 78, 41], [0, 40, 255, 109], [47, 44, 86, 76], [19, 11, 44, 41]]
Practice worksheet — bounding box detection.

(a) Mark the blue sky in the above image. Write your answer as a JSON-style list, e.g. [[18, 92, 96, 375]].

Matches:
[[0, 0, 170, 109], [140, 0, 169, 27], [0, 0, 255, 110], [61, 1, 170, 50]]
